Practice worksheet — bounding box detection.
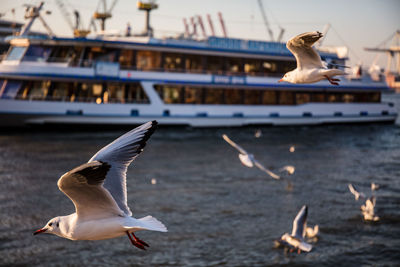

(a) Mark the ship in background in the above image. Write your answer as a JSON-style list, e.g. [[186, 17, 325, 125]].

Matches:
[[0, 1, 396, 127]]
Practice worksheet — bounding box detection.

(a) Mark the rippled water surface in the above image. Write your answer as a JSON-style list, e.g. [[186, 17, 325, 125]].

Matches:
[[1, 95, 400, 266]]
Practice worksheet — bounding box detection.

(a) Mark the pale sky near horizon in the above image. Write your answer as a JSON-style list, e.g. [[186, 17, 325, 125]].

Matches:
[[1, 0, 399, 69]]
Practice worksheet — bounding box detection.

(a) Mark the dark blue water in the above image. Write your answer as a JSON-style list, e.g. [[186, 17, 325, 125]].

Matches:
[[1, 94, 400, 266]]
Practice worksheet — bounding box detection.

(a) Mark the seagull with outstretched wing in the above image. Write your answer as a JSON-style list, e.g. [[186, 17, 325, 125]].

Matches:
[[33, 121, 167, 250], [279, 31, 346, 85], [222, 134, 280, 179]]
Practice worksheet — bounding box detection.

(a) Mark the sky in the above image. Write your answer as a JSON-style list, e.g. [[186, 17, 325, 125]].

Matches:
[[1, 0, 399, 69]]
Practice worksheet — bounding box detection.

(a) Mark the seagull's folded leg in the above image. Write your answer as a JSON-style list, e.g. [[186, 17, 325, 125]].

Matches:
[[324, 75, 339, 85], [126, 231, 149, 250]]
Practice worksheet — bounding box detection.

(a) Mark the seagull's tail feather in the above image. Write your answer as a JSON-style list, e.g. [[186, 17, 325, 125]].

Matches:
[[137, 216, 168, 232], [124, 215, 168, 232]]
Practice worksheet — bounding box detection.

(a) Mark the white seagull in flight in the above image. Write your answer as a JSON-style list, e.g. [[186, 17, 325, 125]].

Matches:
[[34, 121, 167, 250], [222, 134, 280, 179], [279, 31, 346, 85]]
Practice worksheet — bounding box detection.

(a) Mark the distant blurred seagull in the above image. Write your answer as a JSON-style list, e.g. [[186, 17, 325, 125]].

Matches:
[[371, 182, 379, 192], [254, 129, 262, 138], [289, 146, 295, 153], [348, 183, 366, 201], [33, 121, 167, 250], [305, 225, 319, 239], [361, 196, 379, 221], [222, 134, 280, 179], [279, 31, 346, 85], [275, 205, 313, 253], [279, 165, 295, 175]]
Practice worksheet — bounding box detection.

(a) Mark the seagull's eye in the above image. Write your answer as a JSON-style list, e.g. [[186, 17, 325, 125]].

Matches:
[[48, 222, 53, 227], [56, 223, 59, 227]]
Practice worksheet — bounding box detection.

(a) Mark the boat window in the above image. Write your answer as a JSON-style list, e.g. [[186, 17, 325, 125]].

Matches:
[[261, 61, 277, 74], [26, 81, 51, 100], [119, 50, 135, 70], [311, 93, 326, 102], [106, 83, 126, 103], [125, 83, 149, 103], [354, 92, 380, 103], [49, 81, 70, 101], [0, 80, 22, 99], [327, 93, 342, 103], [185, 55, 203, 73], [342, 94, 354, 103], [295, 93, 311, 104], [163, 53, 184, 72], [157, 85, 183, 104], [278, 91, 294, 105], [22, 45, 51, 62], [277, 61, 297, 74], [48, 46, 83, 65], [184, 86, 203, 104], [261, 91, 277, 104], [207, 56, 225, 74], [205, 88, 224, 104], [244, 59, 260, 75], [225, 88, 244, 104], [244, 90, 261, 105], [136, 50, 161, 71], [226, 58, 243, 74], [5, 46, 27, 61]]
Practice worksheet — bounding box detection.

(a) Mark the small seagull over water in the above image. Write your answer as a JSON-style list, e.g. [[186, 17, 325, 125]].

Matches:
[[33, 121, 167, 250], [279, 31, 346, 85], [222, 134, 280, 179], [275, 205, 313, 253]]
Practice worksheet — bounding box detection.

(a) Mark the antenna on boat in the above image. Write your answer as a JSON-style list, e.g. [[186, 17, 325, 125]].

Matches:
[[93, 0, 119, 31], [20, 2, 54, 37], [217, 12, 227, 38], [190, 17, 197, 38], [137, 0, 158, 37], [183, 18, 190, 37], [207, 14, 215, 36], [197, 15, 207, 38]]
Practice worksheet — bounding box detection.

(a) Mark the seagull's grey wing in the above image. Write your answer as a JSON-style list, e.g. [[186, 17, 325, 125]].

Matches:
[[89, 120, 158, 216], [222, 134, 248, 155], [292, 205, 307, 239], [57, 161, 124, 220], [253, 159, 280, 179], [286, 31, 324, 69]]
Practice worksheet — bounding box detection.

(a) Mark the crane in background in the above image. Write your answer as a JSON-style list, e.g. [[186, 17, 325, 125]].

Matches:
[[137, 0, 158, 37], [257, 0, 284, 42], [93, 0, 119, 31], [55, 0, 91, 37]]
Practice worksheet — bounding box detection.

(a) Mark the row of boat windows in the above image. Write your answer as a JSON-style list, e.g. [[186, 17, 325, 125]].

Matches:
[[0, 79, 381, 105], [0, 79, 149, 103], [155, 85, 381, 105], [7, 45, 299, 76]]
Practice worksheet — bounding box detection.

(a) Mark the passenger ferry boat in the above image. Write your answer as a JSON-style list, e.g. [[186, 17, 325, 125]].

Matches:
[[0, 2, 396, 127]]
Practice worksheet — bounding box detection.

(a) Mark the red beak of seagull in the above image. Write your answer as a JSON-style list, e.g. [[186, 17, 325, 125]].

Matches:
[[33, 228, 47, 235], [278, 78, 283, 83]]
